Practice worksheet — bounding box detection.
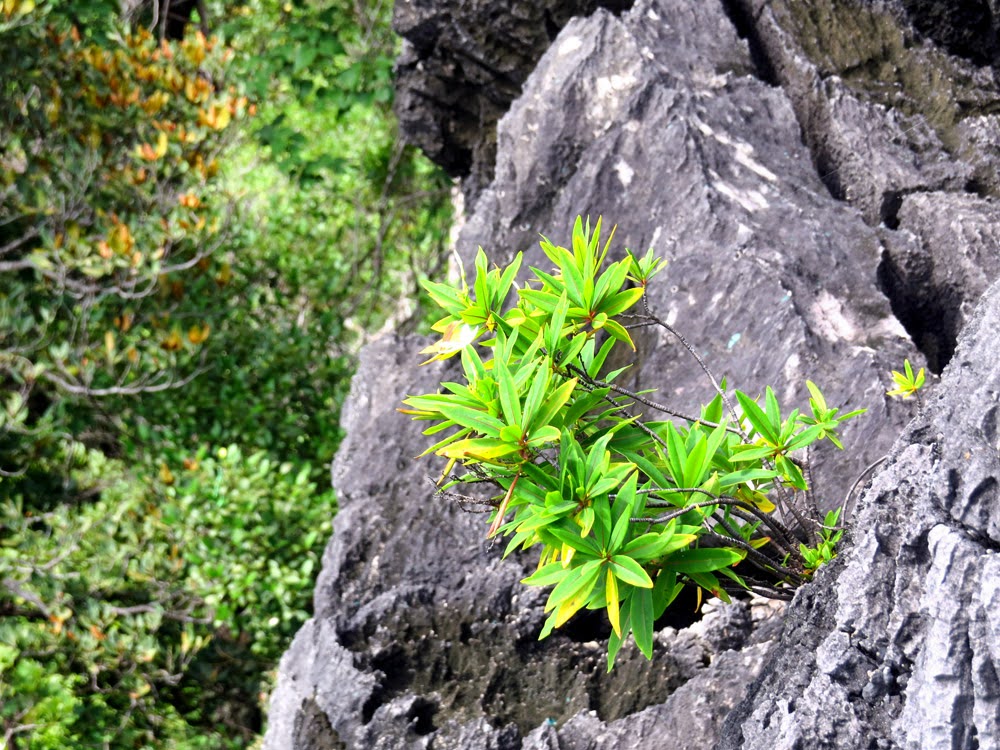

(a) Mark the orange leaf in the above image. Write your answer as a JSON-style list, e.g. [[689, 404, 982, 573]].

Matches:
[[187, 324, 210, 344]]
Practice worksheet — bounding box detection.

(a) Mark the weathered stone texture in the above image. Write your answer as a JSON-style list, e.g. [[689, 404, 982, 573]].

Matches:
[[393, 0, 633, 200], [719, 275, 1000, 750]]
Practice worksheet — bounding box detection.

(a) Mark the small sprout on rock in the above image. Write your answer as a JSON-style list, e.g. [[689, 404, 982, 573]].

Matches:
[[887, 359, 925, 402]]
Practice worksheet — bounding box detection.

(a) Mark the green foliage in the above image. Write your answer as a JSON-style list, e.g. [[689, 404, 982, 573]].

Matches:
[[1, 0, 452, 746], [1, 442, 332, 746], [886, 358, 926, 401], [1, 1, 248, 477], [403, 217, 864, 668], [798, 508, 844, 574]]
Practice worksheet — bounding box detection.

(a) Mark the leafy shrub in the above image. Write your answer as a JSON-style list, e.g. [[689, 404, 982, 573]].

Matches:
[[0, 1, 248, 477], [403, 217, 864, 668], [0, 441, 332, 745]]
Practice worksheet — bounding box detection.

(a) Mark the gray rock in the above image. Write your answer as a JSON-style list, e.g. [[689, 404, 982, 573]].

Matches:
[[459, 0, 916, 506], [878, 192, 1000, 372], [393, 0, 633, 201], [266, 338, 528, 748], [719, 274, 1000, 750], [727, 0, 1000, 223], [265, 0, 1000, 748], [725, 0, 1000, 368], [264, 333, 784, 749]]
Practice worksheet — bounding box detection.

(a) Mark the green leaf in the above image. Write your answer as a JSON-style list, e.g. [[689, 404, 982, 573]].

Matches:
[[606, 567, 621, 635], [545, 291, 570, 354], [495, 356, 521, 429], [651, 569, 682, 619], [765, 386, 781, 429], [421, 278, 468, 315], [522, 561, 570, 587], [686, 570, 730, 602], [806, 380, 828, 416], [555, 246, 587, 308], [701, 393, 725, 424], [561, 388, 608, 428], [535, 377, 578, 429], [593, 259, 629, 307], [546, 560, 592, 608], [606, 607, 632, 671], [520, 288, 562, 313], [499, 423, 523, 443], [735, 391, 780, 445], [661, 547, 745, 574], [438, 438, 520, 462], [586, 336, 617, 379], [776, 454, 807, 490], [547, 525, 602, 556], [586, 433, 613, 484], [461, 344, 487, 383], [785, 424, 824, 452], [610, 472, 638, 545], [717, 467, 777, 488], [601, 318, 635, 350], [550, 559, 602, 626], [838, 408, 867, 422], [624, 531, 698, 561], [610, 555, 654, 588], [495, 252, 523, 307], [435, 402, 506, 437], [682, 434, 710, 487], [624, 455, 674, 499], [729, 444, 776, 463], [416, 426, 473, 457], [525, 425, 561, 447], [504, 528, 537, 558], [630, 586, 654, 659], [538, 237, 562, 269], [598, 286, 645, 318], [557, 333, 589, 368], [609, 499, 633, 554], [664, 423, 687, 487]]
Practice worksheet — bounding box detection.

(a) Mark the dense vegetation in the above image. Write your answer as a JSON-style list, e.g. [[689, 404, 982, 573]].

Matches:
[[0, 0, 451, 746]]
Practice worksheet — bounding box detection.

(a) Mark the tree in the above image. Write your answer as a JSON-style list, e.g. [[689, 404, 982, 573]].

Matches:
[[1, 0, 247, 478], [1, 1, 453, 745]]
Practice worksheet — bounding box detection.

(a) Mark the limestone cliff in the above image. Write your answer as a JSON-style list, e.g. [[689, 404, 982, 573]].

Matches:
[[265, 1, 1000, 747]]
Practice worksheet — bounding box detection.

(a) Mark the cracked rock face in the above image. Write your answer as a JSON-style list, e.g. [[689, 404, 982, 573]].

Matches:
[[264, 0, 1000, 747], [393, 0, 633, 202], [263, 334, 786, 749], [719, 275, 1000, 750]]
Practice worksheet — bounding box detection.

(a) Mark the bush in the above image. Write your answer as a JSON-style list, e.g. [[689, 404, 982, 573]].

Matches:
[[1, 1, 453, 744], [0, 0, 248, 476], [0, 441, 332, 745], [403, 217, 863, 668]]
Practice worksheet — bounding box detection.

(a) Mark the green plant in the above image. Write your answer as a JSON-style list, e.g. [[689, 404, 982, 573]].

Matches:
[[1, 2, 453, 745], [402, 217, 864, 668], [798, 507, 844, 574], [886, 358, 926, 402], [0, 1, 249, 481], [0, 440, 332, 746]]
